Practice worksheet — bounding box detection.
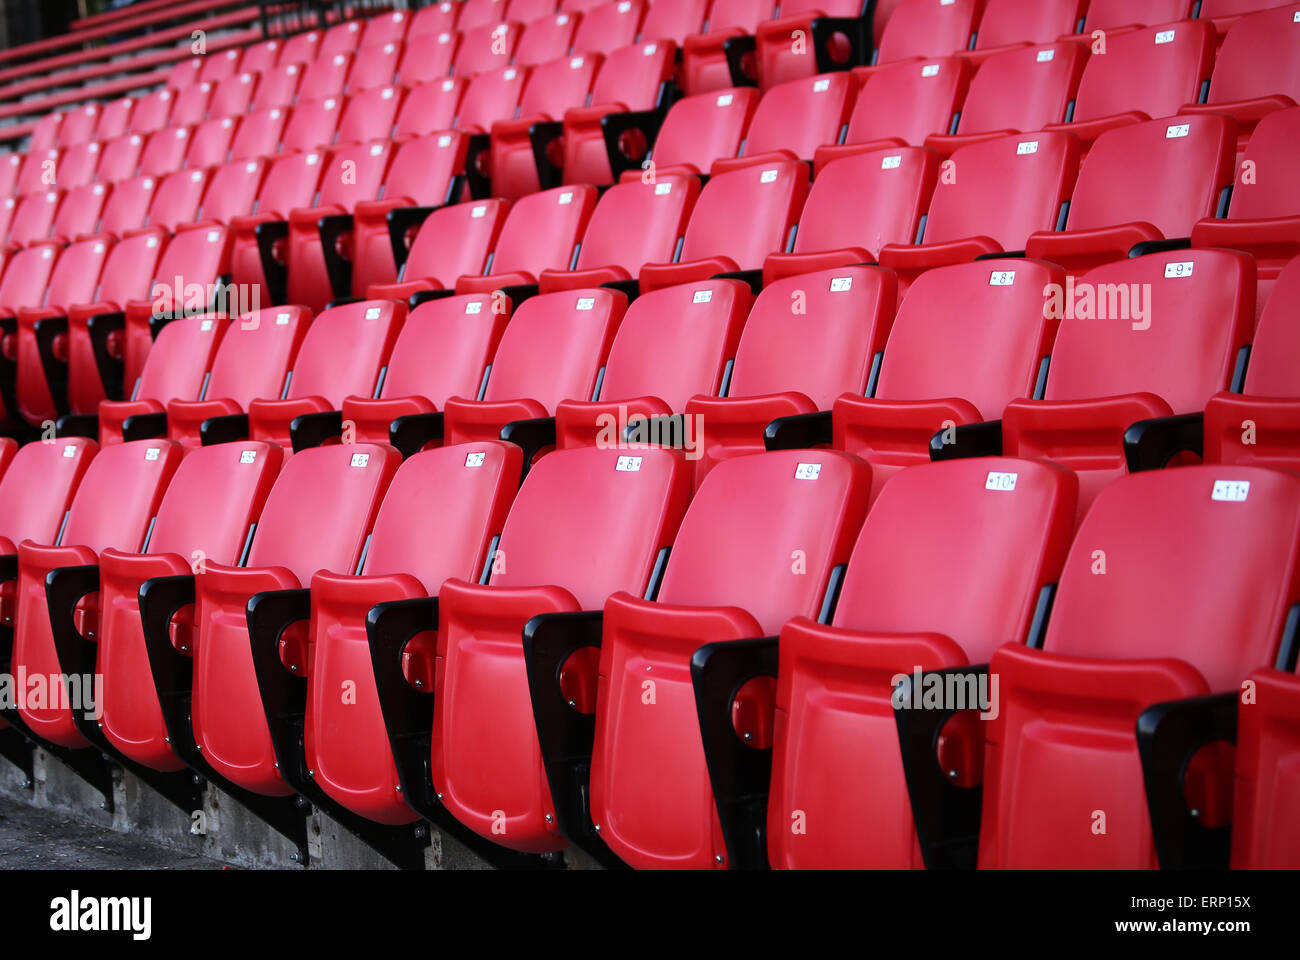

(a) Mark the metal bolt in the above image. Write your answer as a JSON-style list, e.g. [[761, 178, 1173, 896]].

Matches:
[[395, 785, 403, 793], [290, 852, 301, 863], [20, 780, 31, 790], [414, 679, 423, 688], [948, 770, 958, 779], [87, 632, 95, 638], [164, 737, 171, 744], [307, 769, 314, 778], [180, 645, 189, 653], [593, 824, 601, 833], [290, 664, 299, 673], [436, 793, 443, 801], [545, 814, 553, 823], [567, 700, 576, 708], [1190, 808, 1200, 818], [743, 732, 752, 741], [99, 802, 107, 810], [273, 761, 280, 769], [715, 855, 723, 864]]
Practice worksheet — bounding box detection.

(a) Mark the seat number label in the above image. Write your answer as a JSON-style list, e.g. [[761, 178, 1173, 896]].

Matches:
[[616, 456, 642, 471], [989, 271, 1016, 285], [830, 276, 853, 291], [1017, 140, 1039, 155], [693, 290, 713, 303], [240, 450, 258, 463], [145, 448, 161, 461], [465, 452, 486, 467], [350, 453, 370, 467], [1212, 480, 1249, 502], [1164, 261, 1194, 278], [576, 297, 595, 310], [1166, 123, 1190, 138], [1155, 30, 1175, 43], [881, 155, 902, 169], [986, 472, 1018, 491], [795, 463, 822, 480]]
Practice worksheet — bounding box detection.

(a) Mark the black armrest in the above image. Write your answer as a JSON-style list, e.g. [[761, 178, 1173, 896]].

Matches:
[[496, 282, 539, 309], [599, 278, 639, 300], [366, 596, 439, 815], [621, 413, 687, 448], [974, 250, 1026, 260], [521, 609, 626, 868], [138, 573, 200, 765], [408, 288, 456, 311], [122, 411, 169, 441], [765, 411, 833, 451], [0, 554, 17, 671], [84, 311, 126, 404], [387, 205, 439, 271], [1124, 413, 1204, 473], [33, 312, 72, 415], [200, 412, 249, 446], [930, 420, 1002, 461], [324, 297, 364, 310], [710, 268, 762, 295], [1136, 691, 1237, 870], [810, 15, 873, 73], [1129, 237, 1192, 258], [722, 34, 758, 87], [55, 413, 99, 439], [464, 132, 492, 199], [601, 108, 661, 183], [246, 587, 313, 791], [254, 220, 290, 305], [390, 411, 444, 459], [317, 212, 355, 302], [894, 663, 987, 869], [45, 564, 108, 748], [528, 119, 565, 191], [691, 636, 779, 870], [289, 409, 343, 452], [500, 416, 556, 475]]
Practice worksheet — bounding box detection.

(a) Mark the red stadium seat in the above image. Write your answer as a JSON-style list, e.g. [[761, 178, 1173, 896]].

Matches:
[[368, 199, 510, 302], [1231, 668, 1300, 868]]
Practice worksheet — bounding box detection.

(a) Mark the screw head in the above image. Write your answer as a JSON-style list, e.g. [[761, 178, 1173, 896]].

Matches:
[[273, 761, 280, 769], [436, 792, 443, 801], [743, 732, 752, 741], [545, 814, 553, 823], [414, 679, 423, 688], [164, 736, 171, 744], [593, 824, 601, 833], [715, 855, 723, 864], [395, 784, 403, 793], [20, 780, 31, 789], [948, 770, 958, 779], [180, 645, 189, 653], [290, 664, 298, 673]]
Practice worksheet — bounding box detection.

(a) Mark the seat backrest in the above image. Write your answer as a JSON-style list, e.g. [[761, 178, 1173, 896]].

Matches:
[[518, 54, 600, 117], [254, 150, 326, 218], [230, 106, 290, 160], [704, 0, 772, 33], [1208, 4, 1300, 108], [186, 116, 238, 168], [487, 184, 598, 279], [145, 440, 283, 564], [58, 439, 182, 554], [147, 168, 208, 232], [0, 244, 58, 310], [202, 305, 312, 408], [458, 65, 528, 131], [57, 103, 103, 147], [639, 0, 707, 42], [1071, 21, 1214, 126], [383, 132, 467, 207], [320, 19, 365, 58], [360, 441, 521, 592], [974, 0, 1086, 49], [572, 175, 699, 276], [1045, 465, 1300, 690], [597, 278, 749, 411], [239, 37, 283, 74], [481, 288, 626, 411], [317, 141, 392, 209], [199, 47, 244, 83], [201, 158, 267, 223], [1228, 106, 1300, 220], [94, 97, 135, 142], [410, 1, 460, 37], [346, 41, 403, 93], [877, 0, 980, 64], [572, 0, 645, 54], [138, 125, 193, 177], [279, 28, 323, 66], [488, 445, 690, 608], [94, 232, 165, 308], [845, 57, 969, 148], [922, 131, 1078, 250], [516, 11, 581, 65], [52, 183, 108, 245], [461, 0, 511, 31], [170, 81, 214, 127], [728, 265, 895, 407], [587, 40, 674, 110], [252, 63, 303, 110], [1082, 0, 1194, 32], [281, 97, 344, 152], [832, 457, 1076, 662], [650, 88, 759, 172], [657, 450, 870, 633], [792, 146, 937, 260], [741, 72, 855, 162], [7, 190, 58, 247], [397, 30, 459, 84], [128, 88, 174, 135], [403, 198, 509, 287], [45, 237, 111, 310], [96, 133, 144, 182], [284, 300, 405, 406], [98, 174, 156, 237], [132, 314, 227, 404], [876, 258, 1063, 417], [0, 152, 21, 198], [210, 70, 259, 118], [395, 79, 464, 137], [54, 141, 100, 191], [166, 58, 204, 91], [455, 21, 522, 75], [1065, 114, 1235, 238], [299, 51, 354, 101], [1044, 249, 1253, 413], [676, 160, 808, 270], [362, 9, 413, 47], [1239, 256, 1300, 398], [957, 42, 1086, 135], [149, 227, 231, 315], [0, 437, 95, 548], [244, 443, 400, 583], [378, 294, 507, 406]]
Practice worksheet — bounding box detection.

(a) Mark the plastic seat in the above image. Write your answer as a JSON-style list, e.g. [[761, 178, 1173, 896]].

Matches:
[[877, 131, 1079, 297], [571, 0, 645, 54], [679, 0, 775, 95], [56, 104, 104, 148], [1042, 22, 1215, 149], [454, 21, 522, 76], [199, 47, 245, 84], [457, 65, 530, 133], [145, 169, 210, 234], [251, 63, 304, 111], [228, 151, 327, 307], [684, 265, 895, 487], [280, 97, 344, 153], [980, 465, 1300, 869], [197, 158, 268, 226], [539, 175, 698, 291], [93, 98, 135, 142], [455, 185, 598, 294], [965, 0, 1086, 61], [579, 449, 870, 867], [209, 71, 259, 118], [460, 0, 512, 31], [186, 117, 238, 169], [53, 141, 101, 191], [137, 126, 193, 178], [83, 442, 284, 773], [394, 79, 465, 138], [279, 29, 323, 67], [229, 106, 291, 161], [13, 438, 182, 749], [1075, 0, 1195, 34], [763, 145, 937, 282], [367, 199, 510, 302], [346, 42, 403, 93], [238, 37, 284, 75], [559, 41, 676, 186], [516, 10, 581, 65], [299, 52, 354, 102], [638, 160, 809, 291], [128, 89, 175, 136], [409, 1, 461, 38], [319, 19, 365, 58], [164, 305, 312, 450], [169, 82, 214, 128], [634, 87, 760, 177], [1001, 249, 1254, 519], [439, 287, 627, 446], [709, 71, 855, 175], [186, 444, 400, 796], [871, 0, 980, 64], [1026, 113, 1235, 275], [751, 0, 872, 90], [362, 9, 414, 48], [1231, 668, 1300, 868], [396, 31, 459, 84]]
